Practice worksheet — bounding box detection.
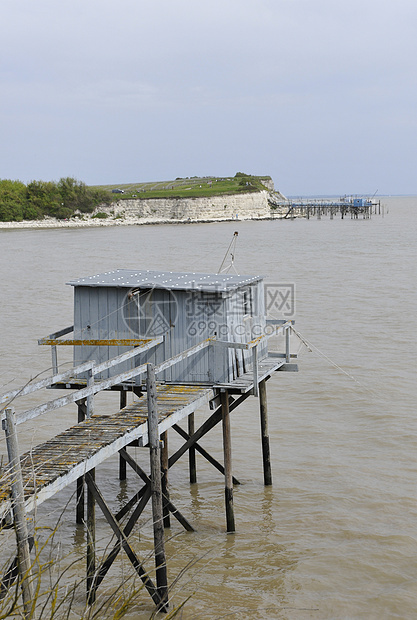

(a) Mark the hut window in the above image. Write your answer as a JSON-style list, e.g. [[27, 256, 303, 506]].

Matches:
[[243, 288, 252, 316]]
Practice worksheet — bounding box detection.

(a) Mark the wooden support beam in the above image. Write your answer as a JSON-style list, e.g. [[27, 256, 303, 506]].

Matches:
[[285, 327, 291, 363], [85, 472, 161, 606], [252, 346, 259, 397], [86, 366, 95, 418], [77, 398, 87, 419], [221, 391, 235, 533], [115, 483, 148, 522], [188, 413, 197, 484], [168, 408, 222, 469], [119, 390, 127, 481], [120, 448, 195, 532], [94, 486, 152, 593], [168, 393, 249, 470], [161, 431, 170, 528], [86, 468, 96, 605], [2, 408, 34, 619], [76, 477, 85, 526], [76, 401, 86, 524], [259, 379, 272, 486], [172, 424, 240, 485], [147, 363, 169, 612], [39, 338, 157, 347], [51, 345, 58, 375], [119, 450, 127, 480]]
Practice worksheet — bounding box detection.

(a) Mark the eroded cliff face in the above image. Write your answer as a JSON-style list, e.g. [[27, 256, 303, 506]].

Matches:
[[0, 188, 288, 229], [107, 190, 274, 222]]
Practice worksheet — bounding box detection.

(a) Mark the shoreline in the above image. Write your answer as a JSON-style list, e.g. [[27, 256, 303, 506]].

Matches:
[[0, 213, 285, 231]]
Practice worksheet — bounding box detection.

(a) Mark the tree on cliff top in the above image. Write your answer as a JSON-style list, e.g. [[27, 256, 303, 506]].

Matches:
[[0, 179, 26, 221], [0, 177, 110, 221]]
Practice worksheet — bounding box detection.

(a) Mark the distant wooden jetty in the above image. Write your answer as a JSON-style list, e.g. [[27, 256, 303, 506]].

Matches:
[[1, 270, 297, 613], [269, 194, 382, 219]]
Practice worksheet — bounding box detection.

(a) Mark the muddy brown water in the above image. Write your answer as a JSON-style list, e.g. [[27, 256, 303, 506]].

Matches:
[[0, 197, 416, 619]]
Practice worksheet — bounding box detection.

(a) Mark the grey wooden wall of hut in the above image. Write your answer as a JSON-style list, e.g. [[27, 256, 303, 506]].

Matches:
[[68, 270, 268, 385]]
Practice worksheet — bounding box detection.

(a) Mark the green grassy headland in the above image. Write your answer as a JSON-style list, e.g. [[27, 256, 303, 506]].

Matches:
[[0, 173, 272, 222], [92, 173, 272, 200]]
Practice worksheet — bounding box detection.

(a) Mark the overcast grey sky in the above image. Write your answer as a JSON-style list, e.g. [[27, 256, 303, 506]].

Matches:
[[1, 0, 416, 195]]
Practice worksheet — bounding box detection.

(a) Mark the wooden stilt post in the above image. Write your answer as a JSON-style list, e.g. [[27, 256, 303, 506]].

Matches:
[[76, 479, 85, 525], [147, 363, 169, 612], [221, 390, 235, 533], [259, 380, 272, 486], [2, 408, 33, 619], [160, 430, 170, 528], [188, 412, 197, 484], [285, 326, 291, 364], [86, 468, 96, 605], [86, 365, 95, 419], [51, 344, 58, 375], [76, 401, 86, 524], [252, 345, 259, 397], [119, 390, 127, 481]]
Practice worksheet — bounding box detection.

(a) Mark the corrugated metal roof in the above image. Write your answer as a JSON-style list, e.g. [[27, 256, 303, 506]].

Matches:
[[67, 269, 263, 292]]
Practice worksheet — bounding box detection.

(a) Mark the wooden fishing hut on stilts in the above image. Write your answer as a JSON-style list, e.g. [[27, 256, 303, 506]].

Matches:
[[0, 269, 298, 613]]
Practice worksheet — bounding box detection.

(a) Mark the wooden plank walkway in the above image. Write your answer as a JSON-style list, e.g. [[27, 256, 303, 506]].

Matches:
[[0, 384, 212, 521]]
